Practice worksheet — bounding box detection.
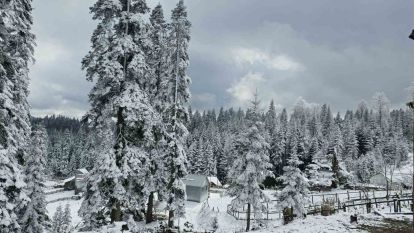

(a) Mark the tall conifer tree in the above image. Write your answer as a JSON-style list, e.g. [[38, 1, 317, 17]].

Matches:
[[162, 0, 192, 228], [0, 0, 35, 231], [227, 93, 273, 231], [21, 125, 49, 233]]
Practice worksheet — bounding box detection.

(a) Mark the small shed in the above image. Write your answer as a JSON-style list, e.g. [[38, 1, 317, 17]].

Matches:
[[183, 174, 209, 203], [63, 176, 76, 190]]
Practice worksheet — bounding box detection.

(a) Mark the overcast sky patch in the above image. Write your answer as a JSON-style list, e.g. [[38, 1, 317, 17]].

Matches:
[[29, 0, 414, 117]]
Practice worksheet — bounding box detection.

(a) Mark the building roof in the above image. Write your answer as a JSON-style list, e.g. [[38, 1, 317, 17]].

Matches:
[[76, 168, 89, 174], [183, 174, 208, 187], [63, 176, 75, 184]]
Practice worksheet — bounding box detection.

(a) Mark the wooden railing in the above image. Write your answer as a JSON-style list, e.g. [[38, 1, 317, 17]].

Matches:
[[227, 190, 413, 220]]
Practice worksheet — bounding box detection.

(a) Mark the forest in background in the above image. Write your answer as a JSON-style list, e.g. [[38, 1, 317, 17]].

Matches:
[[33, 91, 413, 189]]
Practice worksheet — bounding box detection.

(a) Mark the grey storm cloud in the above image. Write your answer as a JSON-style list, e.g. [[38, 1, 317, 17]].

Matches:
[[29, 0, 414, 117]]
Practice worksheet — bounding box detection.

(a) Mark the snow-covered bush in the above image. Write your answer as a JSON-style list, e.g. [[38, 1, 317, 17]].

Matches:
[[197, 203, 219, 232], [277, 145, 310, 218], [183, 221, 194, 232], [321, 198, 335, 216]]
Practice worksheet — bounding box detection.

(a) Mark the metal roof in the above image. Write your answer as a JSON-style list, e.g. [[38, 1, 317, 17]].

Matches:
[[76, 168, 89, 174], [182, 174, 208, 187]]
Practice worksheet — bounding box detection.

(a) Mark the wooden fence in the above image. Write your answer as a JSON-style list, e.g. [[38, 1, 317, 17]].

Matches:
[[227, 190, 413, 220]]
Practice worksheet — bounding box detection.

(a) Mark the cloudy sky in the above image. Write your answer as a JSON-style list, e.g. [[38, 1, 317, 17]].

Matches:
[[29, 0, 414, 117]]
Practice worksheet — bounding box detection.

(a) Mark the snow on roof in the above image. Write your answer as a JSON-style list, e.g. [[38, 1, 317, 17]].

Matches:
[[208, 176, 222, 187], [76, 168, 89, 174], [63, 176, 75, 183], [183, 174, 208, 187]]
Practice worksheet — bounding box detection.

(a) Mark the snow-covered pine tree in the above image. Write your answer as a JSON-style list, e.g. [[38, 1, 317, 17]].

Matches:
[[265, 100, 277, 134], [80, 0, 163, 227], [142, 4, 174, 223], [51, 204, 72, 233], [192, 137, 204, 174], [217, 107, 227, 131], [356, 126, 373, 156], [77, 0, 124, 224], [62, 204, 73, 233], [78, 126, 97, 171], [51, 205, 63, 233], [58, 129, 72, 176], [216, 135, 230, 183], [307, 137, 320, 164], [186, 139, 197, 173], [0, 0, 35, 232], [343, 120, 358, 163], [372, 92, 390, 132], [20, 125, 49, 233], [161, 0, 192, 228], [320, 104, 333, 138], [78, 126, 119, 230], [277, 141, 310, 218], [269, 126, 286, 177], [148, 3, 169, 107], [204, 143, 216, 176], [227, 93, 273, 231], [218, 133, 235, 183], [294, 126, 309, 170], [0, 0, 34, 162], [328, 124, 344, 159], [68, 129, 84, 173]]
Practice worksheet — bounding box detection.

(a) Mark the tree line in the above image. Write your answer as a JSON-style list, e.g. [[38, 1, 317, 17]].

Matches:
[[187, 93, 411, 187]]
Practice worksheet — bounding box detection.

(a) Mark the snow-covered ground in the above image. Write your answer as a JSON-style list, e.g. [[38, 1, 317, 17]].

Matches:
[[46, 190, 75, 203], [44, 181, 84, 228], [44, 183, 413, 232], [47, 198, 83, 228]]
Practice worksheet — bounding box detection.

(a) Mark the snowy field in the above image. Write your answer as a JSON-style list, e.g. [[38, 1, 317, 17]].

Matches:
[[44, 184, 413, 233]]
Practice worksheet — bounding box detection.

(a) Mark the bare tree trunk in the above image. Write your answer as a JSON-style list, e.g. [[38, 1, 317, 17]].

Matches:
[[246, 203, 251, 232], [110, 201, 122, 223], [146, 192, 154, 223], [385, 166, 389, 200], [168, 210, 174, 229]]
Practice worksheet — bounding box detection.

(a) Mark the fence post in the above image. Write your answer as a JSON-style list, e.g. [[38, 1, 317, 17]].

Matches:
[[338, 200, 341, 213], [366, 201, 371, 214], [347, 190, 350, 200], [397, 200, 401, 212], [359, 191, 361, 200], [267, 203, 269, 220], [411, 199, 414, 212], [393, 199, 398, 213]]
